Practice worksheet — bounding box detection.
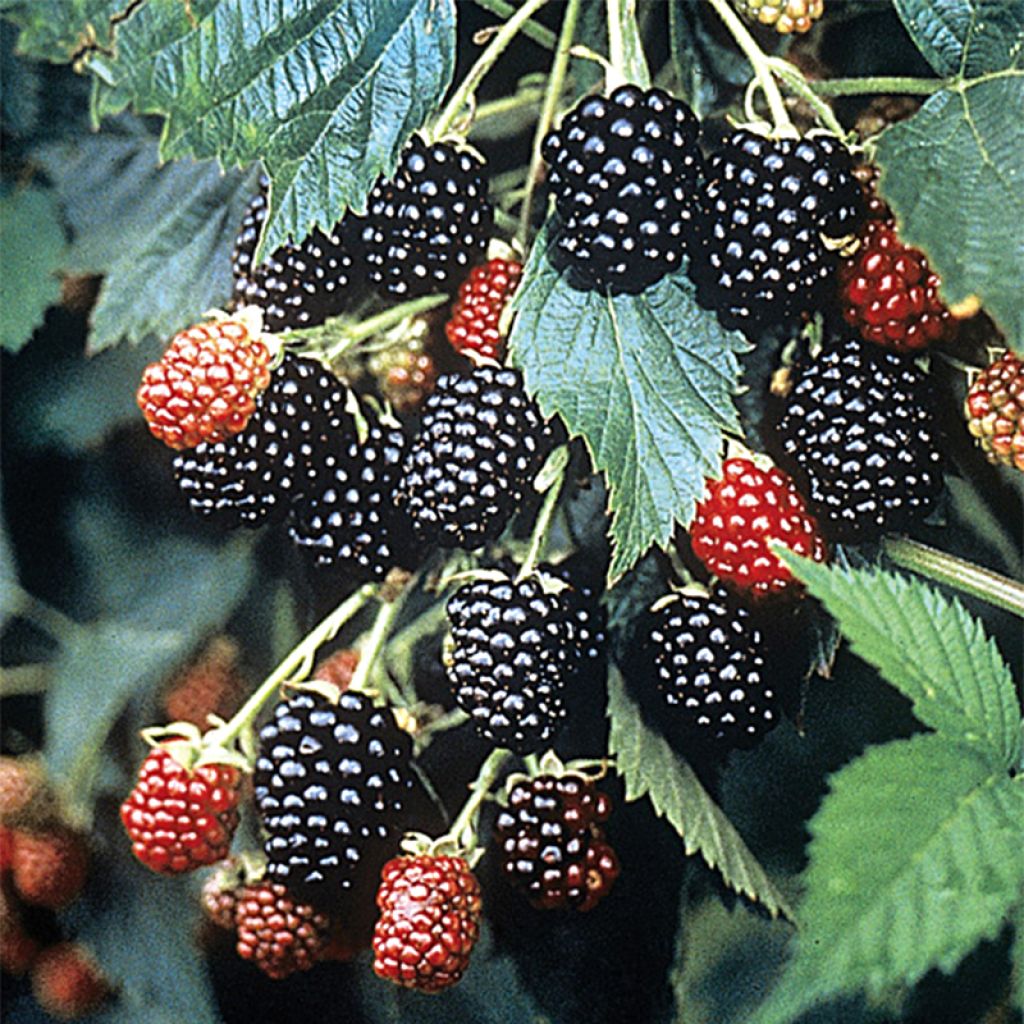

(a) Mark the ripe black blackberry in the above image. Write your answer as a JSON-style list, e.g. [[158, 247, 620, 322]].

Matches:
[[395, 365, 553, 550], [288, 410, 417, 579], [688, 129, 863, 336], [172, 354, 351, 528], [541, 561, 607, 671], [253, 690, 414, 906], [777, 336, 943, 542], [232, 180, 355, 332], [541, 84, 702, 293], [348, 137, 492, 299], [648, 588, 777, 750], [446, 575, 579, 754], [493, 773, 619, 911]]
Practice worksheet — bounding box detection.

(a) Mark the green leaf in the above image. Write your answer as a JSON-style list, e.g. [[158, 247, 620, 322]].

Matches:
[[1014, 900, 1024, 1015], [892, 0, 1024, 78], [875, 75, 1024, 350], [0, 185, 65, 352], [606, 666, 794, 921], [508, 228, 745, 582], [36, 120, 257, 352], [0, 0, 125, 63], [748, 734, 1024, 1024], [79, 0, 457, 258], [781, 554, 1023, 771]]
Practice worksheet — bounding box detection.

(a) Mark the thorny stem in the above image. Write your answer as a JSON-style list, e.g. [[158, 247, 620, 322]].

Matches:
[[470, 0, 557, 50], [704, 0, 794, 135], [446, 748, 513, 852], [518, 0, 582, 248], [517, 454, 569, 581], [883, 538, 1024, 618], [433, 0, 551, 138], [210, 584, 376, 748], [803, 75, 945, 97]]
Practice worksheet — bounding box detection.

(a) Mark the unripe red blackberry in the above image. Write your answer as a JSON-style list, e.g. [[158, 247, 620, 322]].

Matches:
[[162, 636, 247, 730], [395, 365, 553, 550], [349, 137, 493, 299], [120, 742, 242, 874], [445, 258, 523, 362], [372, 854, 482, 993], [234, 880, 330, 980], [648, 588, 777, 750], [689, 457, 827, 600], [31, 943, 110, 1020], [10, 828, 89, 910], [542, 84, 702, 292], [965, 350, 1024, 471], [494, 773, 619, 911]]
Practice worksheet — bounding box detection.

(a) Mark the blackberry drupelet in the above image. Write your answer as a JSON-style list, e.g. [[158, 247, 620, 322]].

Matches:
[[541, 561, 607, 671], [445, 575, 578, 754], [253, 690, 414, 906], [649, 589, 777, 750], [493, 773, 619, 911], [541, 84, 702, 292], [172, 354, 351, 529], [349, 137, 493, 299], [395, 365, 553, 550], [688, 129, 862, 336], [777, 336, 944, 542], [231, 181, 355, 332], [288, 411, 416, 579]]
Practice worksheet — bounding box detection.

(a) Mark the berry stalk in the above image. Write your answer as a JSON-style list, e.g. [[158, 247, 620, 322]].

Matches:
[[801, 75, 945, 97], [446, 748, 513, 854], [433, 0, 552, 138], [605, 0, 652, 89], [766, 58, 850, 141], [206, 583, 377, 752], [883, 538, 1024, 618], [346, 585, 411, 706], [517, 446, 569, 581], [470, 0, 557, 50], [517, 0, 583, 248]]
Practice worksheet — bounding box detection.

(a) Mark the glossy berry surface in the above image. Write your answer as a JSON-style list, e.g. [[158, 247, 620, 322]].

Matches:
[[964, 350, 1024, 471], [446, 576, 579, 754], [173, 354, 351, 529], [372, 854, 482, 993], [688, 130, 862, 336], [736, 0, 824, 33], [396, 365, 552, 550], [234, 880, 330, 980], [445, 258, 523, 362], [542, 84, 701, 292], [494, 773, 619, 911], [649, 590, 777, 750], [839, 216, 951, 352], [120, 745, 242, 874], [137, 319, 272, 450], [351, 137, 493, 299], [778, 336, 944, 542], [253, 691, 414, 904], [31, 944, 109, 1019], [10, 829, 88, 909], [690, 457, 827, 600], [288, 412, 414, 579], [231, 182, 354, 332]]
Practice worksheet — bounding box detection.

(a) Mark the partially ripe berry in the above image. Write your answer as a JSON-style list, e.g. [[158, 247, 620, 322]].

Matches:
[[445, 258, 523, 362], [372, 854, 482, 993], [163, 636, 248, 729], [31, 943, 110, 1020], [234, 881, 330, 980], [10, 828, 89, 909], [689, 457, 827, 600], [965, 350, 1024, 471], [736, 0, 824, 34], [137, 316, 273, 450], [120, 744, 242, 874]]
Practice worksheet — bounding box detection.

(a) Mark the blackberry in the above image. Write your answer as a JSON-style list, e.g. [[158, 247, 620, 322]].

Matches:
[[648, 589, 777, 750], [445, 575, 578, 754], [493, 773, 619, 911], [541, 561, 607, 670], [395, 365, 553, 550], [541, 84, 701, 292], [172, 354, 351, 529], [288, 411, 416, 579], [232, 181, 354, 332], [777, 336, 944, 542], [349, 137, 492, 299], [688, 129, 862, 336], [253, 690, 414, 905]]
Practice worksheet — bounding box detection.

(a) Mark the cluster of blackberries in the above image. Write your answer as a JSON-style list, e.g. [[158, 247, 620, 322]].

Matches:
[[542, 85, 865, 339]]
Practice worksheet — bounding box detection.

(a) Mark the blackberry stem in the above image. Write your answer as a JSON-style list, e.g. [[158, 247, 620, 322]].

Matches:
[[517, 450, 569, 581], [433, 0, 552, 138], [704, 0, 794, 136], [801, 76, 945, 97], [207, 583, 377, 750], [446, 748, 513, 853], [470, 0, 557, 50], [767, 58, 851, 140], [347, 585, 410, 706], [883, 538, 1024, 618], [517, 0, 583, 248]]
